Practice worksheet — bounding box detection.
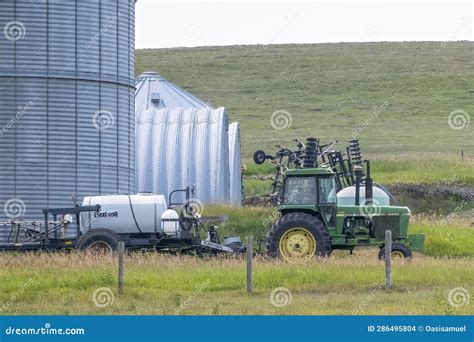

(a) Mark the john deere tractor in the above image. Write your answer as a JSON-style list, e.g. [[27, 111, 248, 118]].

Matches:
[[254, 138, 424, 261]]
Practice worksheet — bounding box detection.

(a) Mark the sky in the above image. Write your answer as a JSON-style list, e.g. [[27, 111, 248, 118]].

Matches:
[[135, 0, 473, 49]]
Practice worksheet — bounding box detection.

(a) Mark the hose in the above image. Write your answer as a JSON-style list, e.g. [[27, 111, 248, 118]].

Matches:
[[127, 195, 143, 233]]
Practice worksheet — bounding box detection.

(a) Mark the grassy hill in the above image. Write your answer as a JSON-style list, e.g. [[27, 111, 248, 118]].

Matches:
[[136, 42, 473, 161]]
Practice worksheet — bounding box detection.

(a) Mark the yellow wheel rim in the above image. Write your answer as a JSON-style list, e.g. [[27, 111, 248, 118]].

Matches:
[[279, 228, 316, 262], [391, 250, 405, 259]]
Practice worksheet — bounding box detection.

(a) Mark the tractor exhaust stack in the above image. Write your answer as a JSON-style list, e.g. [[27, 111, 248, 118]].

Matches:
[[365, 160, 373, 205]]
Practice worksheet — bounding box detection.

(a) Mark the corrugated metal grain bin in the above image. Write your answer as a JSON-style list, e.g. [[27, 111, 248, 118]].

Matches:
[[135, 72, 242, 205], [228, 122, 242, 205], [135, 107, 230, 204], [0, 0, 136, 221]]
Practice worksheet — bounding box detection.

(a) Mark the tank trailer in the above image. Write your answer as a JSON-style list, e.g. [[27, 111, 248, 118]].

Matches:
[[0, 187, 244, 256]]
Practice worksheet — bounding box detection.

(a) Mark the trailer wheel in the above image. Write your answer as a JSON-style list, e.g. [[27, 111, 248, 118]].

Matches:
[[76, 228, 121, 254], [266, 212, 332, 262], [378, 243, 412, 260]]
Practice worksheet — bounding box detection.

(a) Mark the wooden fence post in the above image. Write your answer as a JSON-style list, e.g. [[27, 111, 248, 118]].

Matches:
[[118, 241, 125, 295], [246, 236, 253, 294], [385, 230, 392, 289]]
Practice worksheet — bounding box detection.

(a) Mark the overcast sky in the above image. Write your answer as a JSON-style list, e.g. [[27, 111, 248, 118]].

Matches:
[[135, 0, 473, 49]]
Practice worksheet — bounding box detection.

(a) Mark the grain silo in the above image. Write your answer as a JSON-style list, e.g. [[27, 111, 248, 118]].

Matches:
[[135, 72, 242, 205], [0, 0, 136, 220]]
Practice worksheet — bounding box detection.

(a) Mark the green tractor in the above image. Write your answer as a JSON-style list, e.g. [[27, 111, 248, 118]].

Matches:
[[254, 138, 424, 261]]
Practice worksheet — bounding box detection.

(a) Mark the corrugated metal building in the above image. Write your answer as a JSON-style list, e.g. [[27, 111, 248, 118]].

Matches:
[[135, 72, 241, 205], [0, 0, 135, 221], [228, 122, 242, 206]]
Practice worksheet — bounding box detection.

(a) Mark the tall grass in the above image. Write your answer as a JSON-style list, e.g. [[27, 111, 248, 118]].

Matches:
[[0, 251, 472, 315]]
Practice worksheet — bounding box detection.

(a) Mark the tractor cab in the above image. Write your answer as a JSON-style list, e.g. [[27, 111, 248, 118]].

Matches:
[[280, 168, 337, 228]]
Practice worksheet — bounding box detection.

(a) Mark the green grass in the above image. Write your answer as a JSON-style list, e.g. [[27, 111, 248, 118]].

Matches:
[[369, 157, 474, 185], [411, 219, 474, 258], [136, 42, 474, 160], [0, 252, 472, 315], [0, 210, 471, 316]]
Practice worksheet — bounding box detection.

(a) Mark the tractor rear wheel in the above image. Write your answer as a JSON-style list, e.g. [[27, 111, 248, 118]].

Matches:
[[378, 243, 412, 260], [266, 212, 332, 262], [76, 228, 121, 254]]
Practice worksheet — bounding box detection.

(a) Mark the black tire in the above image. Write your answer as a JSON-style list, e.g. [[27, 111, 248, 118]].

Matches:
[[76, 228, 121, 253], [253, 150, 266, 165], [266, 212, 332, 260], [378, 243, 412, 260]]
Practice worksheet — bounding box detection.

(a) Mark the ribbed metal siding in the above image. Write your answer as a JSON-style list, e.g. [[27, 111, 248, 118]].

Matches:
[[135, 107, 230, 204], [228, 122, 242, 206], [0, 0, 135, 220]]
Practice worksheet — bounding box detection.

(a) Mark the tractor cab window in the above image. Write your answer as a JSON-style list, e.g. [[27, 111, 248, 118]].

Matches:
[[283, 176, 316, 205], [319, 177, 336, 203]]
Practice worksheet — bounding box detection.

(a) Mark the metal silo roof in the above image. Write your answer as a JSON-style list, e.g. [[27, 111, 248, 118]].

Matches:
[[135, 72, 213, 111]]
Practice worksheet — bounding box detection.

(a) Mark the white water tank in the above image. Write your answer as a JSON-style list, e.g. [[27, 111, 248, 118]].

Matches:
[[337, 186, 390, 206], [81, 193, 167, 234], [161, 209, 180, 237]]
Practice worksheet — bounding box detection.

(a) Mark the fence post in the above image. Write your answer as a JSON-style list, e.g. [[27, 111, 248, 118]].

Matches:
[[385, 230, 392, 289], [246, 236, 253, 294], [118, 241, 125, 295]]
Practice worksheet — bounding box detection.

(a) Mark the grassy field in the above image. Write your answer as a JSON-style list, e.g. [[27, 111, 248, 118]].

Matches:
[[136, 42, 474, 160], [1, 42, 472, 317], [0, 251, 472, 315], [0, 211, 471, 315]]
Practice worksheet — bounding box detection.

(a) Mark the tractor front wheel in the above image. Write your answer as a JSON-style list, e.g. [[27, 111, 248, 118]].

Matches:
[[378, 243, 412, 260], [266, 212, 332, 262]]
